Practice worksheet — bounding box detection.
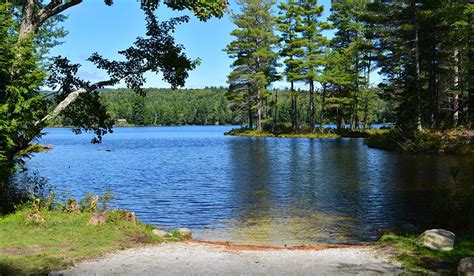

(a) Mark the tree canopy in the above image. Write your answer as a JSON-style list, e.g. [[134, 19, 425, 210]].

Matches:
[[224, 0, 473, 132], [0, 0, 228, 212]]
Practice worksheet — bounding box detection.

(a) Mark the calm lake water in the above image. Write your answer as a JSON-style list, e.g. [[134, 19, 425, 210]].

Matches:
[[28, 126, 474, 245]]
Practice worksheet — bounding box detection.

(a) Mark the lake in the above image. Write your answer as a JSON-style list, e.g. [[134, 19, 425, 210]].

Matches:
[[27, 126, 474, 245]]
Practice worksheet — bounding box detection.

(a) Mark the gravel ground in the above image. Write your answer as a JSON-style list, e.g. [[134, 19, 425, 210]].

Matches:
[[56, 242, 403, 275]]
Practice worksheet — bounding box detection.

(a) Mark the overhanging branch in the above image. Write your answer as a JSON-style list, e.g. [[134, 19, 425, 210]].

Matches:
[[35, 78, 118, 126], [39, 0, 83, 25], [35, 88, 86, 126]]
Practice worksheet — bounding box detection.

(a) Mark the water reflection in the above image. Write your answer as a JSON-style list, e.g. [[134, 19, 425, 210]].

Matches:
[[29, 127, 474, 245]]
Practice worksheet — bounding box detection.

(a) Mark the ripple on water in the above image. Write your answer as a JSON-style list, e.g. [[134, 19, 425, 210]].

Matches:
[[28, 126, 474, 245]]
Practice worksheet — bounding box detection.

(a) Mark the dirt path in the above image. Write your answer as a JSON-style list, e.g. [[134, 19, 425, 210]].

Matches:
[[57, 242, 403, 275]]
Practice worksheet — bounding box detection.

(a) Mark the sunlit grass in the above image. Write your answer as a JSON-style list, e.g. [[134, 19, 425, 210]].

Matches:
[[379, 233, 474, 274], [0, 209, 181, 274], [224, 127, 388, 139]]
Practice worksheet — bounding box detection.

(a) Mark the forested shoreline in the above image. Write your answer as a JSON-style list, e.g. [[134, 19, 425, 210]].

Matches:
[[49, 87, 391, 127], [225, 0, 474, 134], [1, 0, 474, 273]]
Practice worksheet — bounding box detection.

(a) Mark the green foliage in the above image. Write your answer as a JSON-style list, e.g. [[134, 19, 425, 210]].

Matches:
[[225, 0, 280, 130], [0, 186, 190, 274], [365, 128, 474, 154], [97, 87, 391, 127], [0, 3, 48, 183], [379, 233, 474, 274], [79, 193, 100, 213], [1, 0, 226, 207], [99, 88, 237, 126], [327, 0, 376, 130], [225, 126, 388, 139], [366, 0, 473, 131], [159, 0, 228, 21], [276, 0, 302, 84]]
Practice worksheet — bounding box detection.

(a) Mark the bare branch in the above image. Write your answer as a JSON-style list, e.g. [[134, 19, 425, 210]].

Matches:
[[36, 88, 86, 126], [35, 78, 118, 126]]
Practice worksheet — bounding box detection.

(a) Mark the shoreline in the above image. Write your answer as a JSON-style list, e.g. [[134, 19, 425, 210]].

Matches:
[[225, 127, 474, 155], [56, 241, 403, 275], [224, 128, 386, 139], [187, 239, 369, 251]]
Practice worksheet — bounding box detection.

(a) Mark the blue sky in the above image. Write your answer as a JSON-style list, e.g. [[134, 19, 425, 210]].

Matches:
[[50, 0, 335, 90]]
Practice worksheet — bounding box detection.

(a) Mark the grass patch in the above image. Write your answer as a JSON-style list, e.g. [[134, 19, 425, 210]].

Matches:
[[0, 209, 182, 275], [224, 127, 388, 139], [365, 128, 474, 154], [379, 233, 474, 274]]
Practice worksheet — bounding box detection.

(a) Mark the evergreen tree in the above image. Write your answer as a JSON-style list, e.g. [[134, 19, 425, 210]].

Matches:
[[292, 0, 327, 132], [367, 0, 473, 132], [329, 0, 374, 130], [276, 0, 302, 131], [0, 1, 227, 211], [318, 48, 352, 129], [225, 0, 279, 130]]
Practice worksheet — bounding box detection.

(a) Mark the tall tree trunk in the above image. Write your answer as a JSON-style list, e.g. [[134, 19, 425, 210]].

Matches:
[[290, 81, 299, 132], [363, 100, 369, 130], [319, 83, 327, 130], [352, 49, 360, 130], [428, 32, 440, 129], [309, 79, 315, 132], [272, 90, 278, 132], [256, 90, 263, 131], [18, 1, 39, 40], [18, 0, 82, 41], [247, 91, 253, 128], [0, 159, 14, 213], [337, 108, 345, 130], [411, 0, 423, 132], [363, 57, 371, 130], [453, 49, 460, 127], [468, 1, 474, 126]]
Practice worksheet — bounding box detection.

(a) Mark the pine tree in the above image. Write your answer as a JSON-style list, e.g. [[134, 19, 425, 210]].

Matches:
[[366, 0, 473, 132], [225, 0, 279, 130], [292, 0, 327, 132], [276, 0, 302, 131], [329, 0, 375, 130], [319, 48, 352, 129]]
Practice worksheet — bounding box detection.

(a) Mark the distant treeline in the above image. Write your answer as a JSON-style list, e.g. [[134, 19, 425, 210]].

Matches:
[[99, 87, 234, 126], [89, 87, 392, 127]]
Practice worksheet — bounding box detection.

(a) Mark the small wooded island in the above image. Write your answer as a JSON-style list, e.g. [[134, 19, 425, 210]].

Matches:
[[1, 0, 473, 275]]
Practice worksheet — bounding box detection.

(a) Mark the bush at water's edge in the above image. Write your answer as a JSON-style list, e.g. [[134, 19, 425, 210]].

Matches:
[[364, 129, 474, 154]]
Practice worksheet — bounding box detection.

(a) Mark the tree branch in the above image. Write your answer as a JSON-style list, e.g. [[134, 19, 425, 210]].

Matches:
[[35, 78, 118, 126], [39, 0, 83, 25], [36, 88, 86, 126]]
